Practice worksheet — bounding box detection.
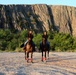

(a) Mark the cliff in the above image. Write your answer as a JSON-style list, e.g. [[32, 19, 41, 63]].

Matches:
[[0, 4, 76, 36]]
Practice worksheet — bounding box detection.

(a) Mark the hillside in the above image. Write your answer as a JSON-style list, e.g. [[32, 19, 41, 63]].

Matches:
[[0, 4, 76, 36]]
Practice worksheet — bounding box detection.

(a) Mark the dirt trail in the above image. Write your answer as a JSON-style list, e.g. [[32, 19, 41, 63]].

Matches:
[[0, 52, 76, 75]]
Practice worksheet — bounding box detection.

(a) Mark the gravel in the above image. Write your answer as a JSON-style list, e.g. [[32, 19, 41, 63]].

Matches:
[[0, 52, 76, 75]]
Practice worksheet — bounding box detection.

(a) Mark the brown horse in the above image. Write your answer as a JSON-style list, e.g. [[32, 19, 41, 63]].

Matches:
[[23, 37, 34, 63], [40, 37, 50, 62]]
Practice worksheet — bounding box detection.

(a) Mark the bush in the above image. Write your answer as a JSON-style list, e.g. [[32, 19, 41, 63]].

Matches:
[[49, 32, 75, 51], [33, 33, 42, 48], [0, 29, 76, 52]]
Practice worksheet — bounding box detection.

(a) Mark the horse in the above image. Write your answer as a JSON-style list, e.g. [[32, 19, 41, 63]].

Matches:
[[23, 37, 34, 63], [40, 37, 50, 62]]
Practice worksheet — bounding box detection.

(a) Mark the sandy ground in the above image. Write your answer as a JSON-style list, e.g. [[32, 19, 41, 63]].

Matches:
[[0, 52, 76, 75]]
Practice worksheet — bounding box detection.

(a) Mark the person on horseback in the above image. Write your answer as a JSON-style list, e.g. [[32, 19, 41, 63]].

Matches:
[[40, 31, 50, 62], [24, 30, 35, 51], [40, 31, 50, 48]]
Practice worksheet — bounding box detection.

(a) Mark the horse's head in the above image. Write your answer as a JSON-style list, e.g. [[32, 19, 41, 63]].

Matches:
[[28, 37, 32, 43], [42, 37, 46, 45]]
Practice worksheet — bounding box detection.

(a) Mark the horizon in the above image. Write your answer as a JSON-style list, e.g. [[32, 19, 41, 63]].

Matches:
[[0, 4, 76, 8], [0, 0, 76, 7]]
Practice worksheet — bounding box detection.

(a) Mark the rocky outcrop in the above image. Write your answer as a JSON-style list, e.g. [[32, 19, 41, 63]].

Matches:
[[0, 4, 76, 36]]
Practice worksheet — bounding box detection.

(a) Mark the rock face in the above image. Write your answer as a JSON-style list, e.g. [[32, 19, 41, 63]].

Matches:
[[0, 4, 76, 36]]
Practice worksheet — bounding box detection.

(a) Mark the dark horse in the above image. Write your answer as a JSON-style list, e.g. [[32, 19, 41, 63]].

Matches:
[[23, 37, 34, 63], [40, 37, 50, 62]]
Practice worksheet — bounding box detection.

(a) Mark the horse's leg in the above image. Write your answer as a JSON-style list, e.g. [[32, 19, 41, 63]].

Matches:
[[48, 50, 49, 59], [25, 51, 26, 60], [26, 52, 29, 62], [47, 50, 49, 59], [42, 50, 43, 61], [44, 50, 46, 61], [31, 52, 33, 63]]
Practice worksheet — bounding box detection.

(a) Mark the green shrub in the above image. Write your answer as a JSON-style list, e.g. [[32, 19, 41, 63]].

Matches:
[[49, 32, 75, 51], [33, 33, 42, 48], [0, 29, 76, 52]]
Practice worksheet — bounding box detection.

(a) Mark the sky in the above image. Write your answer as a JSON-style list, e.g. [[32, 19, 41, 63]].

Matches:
[[0, 0, 76, 7]]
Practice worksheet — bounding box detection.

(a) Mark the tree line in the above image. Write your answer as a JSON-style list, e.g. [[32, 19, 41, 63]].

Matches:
[[0, 29, 76, 52]]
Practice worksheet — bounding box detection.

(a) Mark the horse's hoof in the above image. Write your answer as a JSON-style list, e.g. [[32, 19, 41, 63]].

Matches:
[[41, 59, 43, 62], [26, 58, 29, 63], [44, 60, 46, 63], [43, 57, 46, 60], [41, 57, 43, 62], [27, 60, 29, 63], [42, 57, 46, 62], [31, 61, 33, 63], [25, 57, 27, 60]]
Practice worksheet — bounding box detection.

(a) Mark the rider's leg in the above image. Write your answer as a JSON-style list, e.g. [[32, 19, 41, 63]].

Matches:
[[24, 40, 28, 46]]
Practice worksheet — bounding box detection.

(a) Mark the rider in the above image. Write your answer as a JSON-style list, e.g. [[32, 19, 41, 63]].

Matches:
[[40, 31, 50, 48], [24, 30, 35, 51]]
